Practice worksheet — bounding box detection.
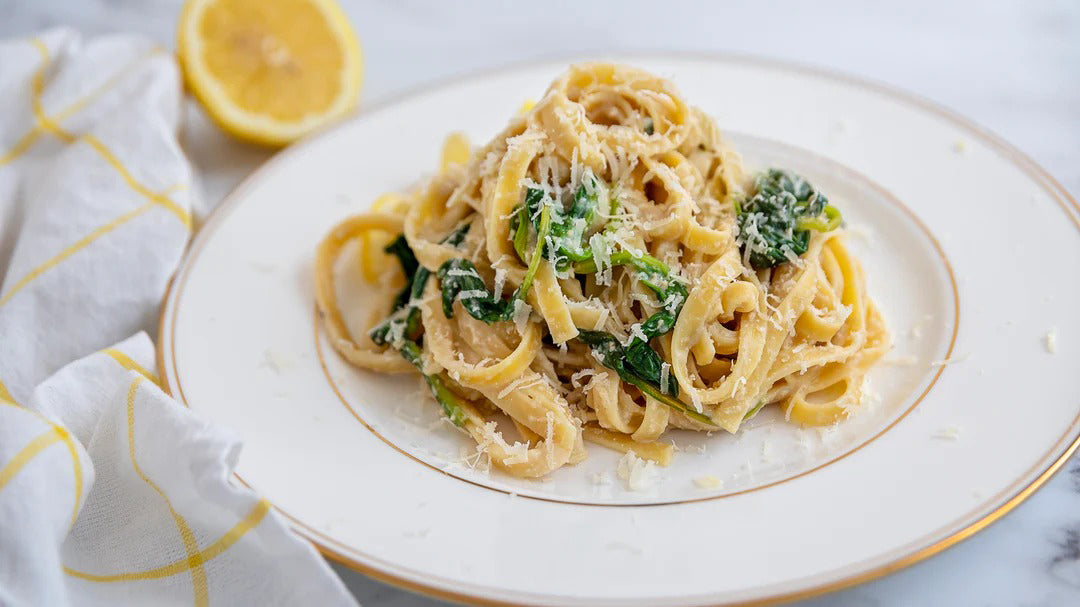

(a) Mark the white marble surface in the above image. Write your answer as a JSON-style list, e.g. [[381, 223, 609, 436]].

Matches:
[[4, 1, 1078, 605]]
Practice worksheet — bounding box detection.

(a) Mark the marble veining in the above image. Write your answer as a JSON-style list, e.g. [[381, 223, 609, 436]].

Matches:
[[1050, 528, 1080, 589], [3, 1, 1077, 605]]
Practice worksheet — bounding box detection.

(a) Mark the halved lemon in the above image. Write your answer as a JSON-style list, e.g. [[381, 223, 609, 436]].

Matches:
[[177, 0, 363, 146]]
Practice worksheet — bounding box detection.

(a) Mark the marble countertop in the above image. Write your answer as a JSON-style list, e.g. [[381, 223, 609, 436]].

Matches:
[[5, 1, 1077, 605]]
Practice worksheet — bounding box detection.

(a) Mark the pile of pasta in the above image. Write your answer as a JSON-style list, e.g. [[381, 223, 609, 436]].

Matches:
[[316, 63, 889, 478]]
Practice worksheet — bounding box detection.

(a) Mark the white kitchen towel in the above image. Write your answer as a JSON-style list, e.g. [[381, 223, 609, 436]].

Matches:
[[0, 28, 356, 606]]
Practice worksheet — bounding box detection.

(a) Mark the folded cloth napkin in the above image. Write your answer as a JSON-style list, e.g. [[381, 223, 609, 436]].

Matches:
[[0, 28, 356, 606]]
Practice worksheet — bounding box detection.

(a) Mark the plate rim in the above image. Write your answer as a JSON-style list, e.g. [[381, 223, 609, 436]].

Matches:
[[157, 51, 1080, 607]]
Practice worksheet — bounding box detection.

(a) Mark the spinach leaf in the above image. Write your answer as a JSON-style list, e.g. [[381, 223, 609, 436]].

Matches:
[[440, 190, 551, 324], [624, 278, 686, 396], [400, 341, 467, 427], [572, 239, 690, 397], [367, 226, 472, 428], [517, 200, 551, 301], [735, 168, 842, 270], [552, 173, 603, 267], [442, 221, 472, 248], [371, 223, 472, 345], [383, 234, 419, 278], [512, 173, 605, 272], [437, 259, 508, 322], [571, 248, 668, 276], [577, 330, 714, 425], [381, 235, 419, 313]]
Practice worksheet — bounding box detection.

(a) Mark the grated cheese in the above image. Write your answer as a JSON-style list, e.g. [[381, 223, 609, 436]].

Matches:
[[626, 322, 649, 346], [760, 441, 773, 463], [933, 426, 962, 441], [616, 451, 658, 491], [589, 233, 612, 286], [797, 431, 811, 453], [503, 441, 530, 465], [687, 386, 703, 413], [479, 150, 501, 175], [512, 299, 532, 335], [931, 353, 969, 366], [661, 291, 683, 313], [779, 245, 802, 266], [592, 303, 610, 331], [604, 300, 625, 334], [816, 425, 837, 445], [571, 368, 599, 389], [497, 375, 544, 399], [456, 289, 490, 302], [569, 149, 583, 194], [659, 362, 671, 395], [733, 375, 747, 396], [909, 314, 932, 339], [582, 372, 608, 394], [445, 267, 482, 279], [761, 292, 785, 332], [1045, 328, 1057, 354], [693, 475, 723, 489], [260, 349, 294, 373]]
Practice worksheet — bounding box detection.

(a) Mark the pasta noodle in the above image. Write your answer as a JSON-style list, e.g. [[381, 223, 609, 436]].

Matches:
[[314, 64, 890, 479]]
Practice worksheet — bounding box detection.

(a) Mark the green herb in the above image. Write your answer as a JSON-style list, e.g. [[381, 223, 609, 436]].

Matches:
[[400, 341, 467, 427], [548, 181, 598, 265], [518, 200, 551, 299], [381, 235, 419, 312], [735, 168, 842, 270], [570, 236, 690, 398], [511, 195, 532, 262], [572, 249, 668, 276], [507, 175, 692, 407], [511, 173, 606, 272], [440, 188, 552, 324], [369, 236, 427, 346], [577, 330, 714, 425], [622, 286, 686, 387], [742, 400, 766, 421], [372, 223, 472, 344], [368, 227, 471, 428], [442, 221, 472, 248], [643, 117, 654, 135], [437, 259, 508, 322]]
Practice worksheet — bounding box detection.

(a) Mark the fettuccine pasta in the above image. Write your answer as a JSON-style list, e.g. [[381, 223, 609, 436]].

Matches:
[[315, 64, 889, 478]]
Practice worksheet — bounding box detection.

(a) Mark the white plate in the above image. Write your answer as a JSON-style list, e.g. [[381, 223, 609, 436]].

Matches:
[[159, 55, 1080, 606]]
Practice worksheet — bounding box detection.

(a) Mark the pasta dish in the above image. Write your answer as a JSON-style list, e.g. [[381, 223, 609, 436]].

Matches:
[[315, 63, 889, 478]]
